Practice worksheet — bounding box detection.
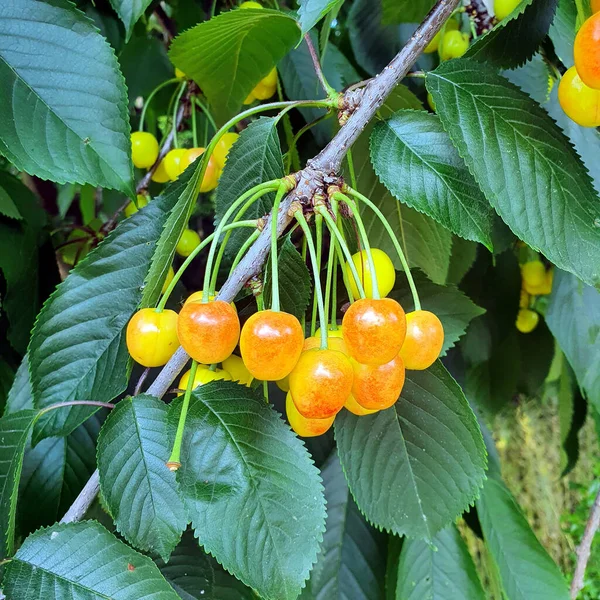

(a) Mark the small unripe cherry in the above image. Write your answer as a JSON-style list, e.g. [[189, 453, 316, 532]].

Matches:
[[163, 149, 188, 181], [176, 229, 201, 257], [351, 354, 406, 410], [494, 0, 521, 20], [240, 310, 304, 381], [125, 194, 149, 217], [342, 298, 406, 365], [177, 300, 240, 364], [289, 348, 353, 419], [286, 392, 334, 437], [131, 131, 159, 169], [400, 310, 444, 371], [516, 308, 539, 333], [521, 260, 546, 287], [212, 132, 239, 169], [346, 248, 396, 299], [126, 308, 179, 367], [222, 354, 253, 385]]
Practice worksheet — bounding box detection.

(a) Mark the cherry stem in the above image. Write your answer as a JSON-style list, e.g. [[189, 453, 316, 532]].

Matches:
[[191, 97, 198, 148], [330, 253, 338, 329], [295, 210, 328, 350], [315, 206, 365, 299], [346, 148, 358, 190], [344, 186, 421, 310], [192, 96, 218, 136], [167, 359, 198, 470], [139, 77, 179, 133], [300, 235, 308, 333], [172, 82, 187, 149], [329, 195, 356, 304], [229, 229, 261, 277], [37, 400, 115, 418], [157, 220, 258, 312], [334, 193, 380, 298], [270, 184, 288, 312], [323, 222, 336, 336], [311, 214, 323, 336], [203, 181, 281, 302]]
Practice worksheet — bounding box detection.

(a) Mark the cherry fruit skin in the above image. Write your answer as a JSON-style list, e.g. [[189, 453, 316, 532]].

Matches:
[[344, 394, 378, 416], [131, 132, 159, 169], [177, 300, 240, 364], [574, 13, 600, 90], [286, 392, 334, 437], [176, 229, 201, 257], [179, 365, 231, 392], [558, 67, 600, 127], [521, 260, 546, 287], [346, 248, 396, 299], [126, 308, 179, 367], [439, 31, 470, 60], [185, 290, 237, 312], [213, 132, 239, 169], [494, 0, 521, 20], [151, 158, 171, 183], [516, 308, 539, 333], [303, 335, 348, 354], [240, 1, 263, 8], [163, 149, 188, 181], [125, 194, 149, 218], [400, 310, 444, 370], [289, 348, 353, 419], [240, 310, 304, 380], [161, 266, 174, 294], [179, 148, 220, 192], [351, 354, 406, 410], [342, 298, 407, 365], [222, 354, 253, 385]]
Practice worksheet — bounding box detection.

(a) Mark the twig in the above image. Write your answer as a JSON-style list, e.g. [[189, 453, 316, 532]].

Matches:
[[59, 0, 461, 525], [571, 488, 600, 599], [304, 34, 333, 97]]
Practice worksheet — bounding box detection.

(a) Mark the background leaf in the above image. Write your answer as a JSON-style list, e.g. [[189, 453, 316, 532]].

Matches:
[[466, 0, 559, 69], [3, 521, 179, 599], [109, 0, 152, 41], [170, 381, 326, 600], [169, 9, 301, 124], [370, 110, 495, 249], [97, 395, 188, 561], [0, 0, 133, 195], [427, 60, 600, 288], [301, 452, 387, 600], [393, 524, 485, 599], [549, 0, 576, 68], [381, 0, 434, 24], [335, 362, 486, 539], [477, 478, 570, 600], [298, 0, 343, 35]]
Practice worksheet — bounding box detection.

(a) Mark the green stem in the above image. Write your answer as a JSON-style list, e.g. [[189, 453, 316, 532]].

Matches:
[[167, 359, 198, 469], [139, 78, 179, 132], [172, 82, 187, 149], [323, 226, 336, 335], [203, 181, 281, 301], [329, 195, 355, 304], [330, 253, 338, 329], [574, 0, 588, 26], [345, 186, 421, 310], [157, 220, 258, 311], [316, 206, 365, 299], [270, 184, 288, 311], [229, 229, 261, 275], [295, 211, 328, 349], [193, 97, 218, 136], [191, 97, 198, 148], [301, 235, 307, 333], [346, 148, 358, 190], [311, 214, 323, 336], [335, 194, 379, 298]]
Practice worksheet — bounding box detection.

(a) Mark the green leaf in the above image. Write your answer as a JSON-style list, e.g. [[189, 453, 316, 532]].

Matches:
[[335, 362, 487, 539], [169, 9, 301, 124], [466, 0, 559, 69], [157, 530, 254, 600], [109, 0, 152, 41], [546, 269, 600, 411], [393, 524, 485, 599], [29, 185, 187, 442], [549, 0, 576, 68], [0, 0, 133, 195], [97, 395, 188, 561], [477, 478, 570, 600], [298, 0, 343, 34], [215, 117, 284, 261], [447, 236, 478, 285], [301, 452, 387, 600], [503, 54, 552, 105], [0, 409, 37, 560], [264, 236, 312, 319], [5, 355, 33, 416], [390, 270, 485, 356], [171, 381, 326, 600], [0, 185, 21, 220], [371, 110, 495, 249], [3, 521, 180, 599], [381, 0, 434, 24], [427, 60, 600, 289]]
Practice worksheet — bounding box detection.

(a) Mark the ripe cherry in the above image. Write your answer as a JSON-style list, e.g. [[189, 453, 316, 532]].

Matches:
[[574, 13, 600, 90], [593, 0, 600, 13], [351, 354, 406, 410], [342, 298, 406, 365], [400, 310, 444, 371], [523, 269, 553, 296], [521, 260, 546, 287], [179, 365, 231, 392], [286, 392, 334, 437], [126, 308, 178, 367], [176, 229, 201, 257], [344, 394, 378, 416], [239, 310, 304, 380], [558, 67, 600, 127], [163, 149, 188, 181], [185, 290, 237, 312], [125, 194, 149, 218], [346, 248, 396, 299], [240, 1, 263, 8], [162, 266, 174, 294], [303, 334, 348, 354], [516, 308, 539, 333], [289, 348, 353, 419], [494, 0, 521, 20], [424, 19, 458, 53], [222, 354, 253, 385], [131, 131, 159, 169], [179, 148, 220, 192], [439, 31, 470, 61], [177, 300, 240, 364], [151, 158, 171, 183], [213, 132, 240, 169]]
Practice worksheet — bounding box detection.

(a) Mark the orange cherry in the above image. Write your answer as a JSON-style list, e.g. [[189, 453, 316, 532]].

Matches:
[[286, 392, 334, 437], [351, 354, 405, 410], [574, 13, 600, 89], [239, 310, 304, 380], [400, 310, 444, 370], [289, 348, 353, 419], [177, 300, 240, 364], [344, 393, 379, 416], [342, 298, 406, 365], [593, 0, 600, 13]]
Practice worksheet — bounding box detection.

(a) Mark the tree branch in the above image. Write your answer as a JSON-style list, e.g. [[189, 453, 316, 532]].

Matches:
[[59, 0, 460, 525], [571, 488, 600, 599]]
